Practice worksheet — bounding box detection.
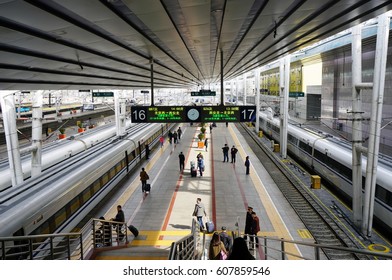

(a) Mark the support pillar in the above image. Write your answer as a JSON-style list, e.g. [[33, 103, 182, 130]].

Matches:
[[255, 68, 261, 134], [0, 93, 23, 187], [31, 90, 43, 177], [362, 13, 390, 237], [115, 91, 126, 137], [279, 55, 290, 159]]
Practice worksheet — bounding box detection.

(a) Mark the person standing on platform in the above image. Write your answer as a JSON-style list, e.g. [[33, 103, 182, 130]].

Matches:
[[177, 127, 182, 140], [209, 124, 213, 134], [225, 122, 228, 127], [179, 152, 185, 172], [204, 137, 208, 152], [197, 156, 204, 176], [168, 131, 173, 144], [231, 145, 238, 163], [139, 167, 149, 193], [245, 156, 250, 174], [159, 135, 164, 148], [251, 211, 260, 249], [173, 131, 178, 144], [193, 198, 207, 231], [222, 144, 229, 162], [111, 205, 125, 241], [244, 206, 253, 242]]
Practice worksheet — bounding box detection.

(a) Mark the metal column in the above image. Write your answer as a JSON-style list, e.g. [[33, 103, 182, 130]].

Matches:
[[351, 24, 364, 228], [362, 13, 390, 237], [0, 93, 23, 187], [31, 90, 43, 177], [279, 55, 290, 159], [255, 68, 261, 134], [114, 91, 126, 137]]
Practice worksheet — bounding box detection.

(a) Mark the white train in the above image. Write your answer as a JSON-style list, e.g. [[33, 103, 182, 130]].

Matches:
[[0, 120, 136, 191], [258, 110, 392, 237], [0, 123, 171, 239]]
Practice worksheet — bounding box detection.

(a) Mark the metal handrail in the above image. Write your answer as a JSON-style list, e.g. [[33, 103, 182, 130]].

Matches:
[[244, 234, 392, 260], [0, 233, 83, 260], [169, 218, 201, 260]]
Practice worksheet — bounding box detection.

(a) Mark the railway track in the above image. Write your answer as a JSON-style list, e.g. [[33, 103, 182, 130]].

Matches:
[[237, 123, 367, 260]]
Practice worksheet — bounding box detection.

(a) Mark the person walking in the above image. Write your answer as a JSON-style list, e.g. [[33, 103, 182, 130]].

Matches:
[[245, 156, 250, 174], [173, 131, 178, 144], [192, 198, 207, 231], [177, 127, 182, 140], [204, 137, 208, 152], [227, 237, 255, 260], [230, 145, 238, 163], [209, 232, 228, 260], [139, 167, 149, 193], [222, 144, 229, 162], [159, 135, 164, 148], [179, 152, 185, 172], [197, 156, 204, 176]]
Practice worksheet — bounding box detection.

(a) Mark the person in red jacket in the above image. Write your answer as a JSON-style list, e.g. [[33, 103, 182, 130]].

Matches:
[[251, 211, 260, 249]]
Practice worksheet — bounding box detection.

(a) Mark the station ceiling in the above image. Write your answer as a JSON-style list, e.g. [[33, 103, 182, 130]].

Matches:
[[0, 0, 391, 91]]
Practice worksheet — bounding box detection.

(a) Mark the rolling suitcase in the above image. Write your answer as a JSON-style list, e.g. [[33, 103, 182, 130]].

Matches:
[[191, 168, 197, 177], [205, 220, 215, 233], [128, 225, 139, 237], [145, 183, 151, 193]]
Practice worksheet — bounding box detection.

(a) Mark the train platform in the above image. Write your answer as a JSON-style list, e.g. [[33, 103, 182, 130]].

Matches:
[[88, 121, 392, 260]]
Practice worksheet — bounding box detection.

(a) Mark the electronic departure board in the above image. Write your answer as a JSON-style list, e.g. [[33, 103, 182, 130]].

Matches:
[[130, 106, 256, 123]]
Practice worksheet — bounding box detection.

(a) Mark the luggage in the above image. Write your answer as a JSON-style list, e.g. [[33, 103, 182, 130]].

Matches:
[[128, 225, 139, 237], [145, 183, 151, 192], [191, 168, 197, 177], [205, 220, 215, 233]]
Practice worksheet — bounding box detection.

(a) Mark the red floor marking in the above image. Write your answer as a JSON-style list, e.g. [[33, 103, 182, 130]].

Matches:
[[160, 128, 198, 236]]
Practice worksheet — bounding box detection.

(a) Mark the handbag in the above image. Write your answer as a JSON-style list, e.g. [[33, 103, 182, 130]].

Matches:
[[219, 250, 227, 260]]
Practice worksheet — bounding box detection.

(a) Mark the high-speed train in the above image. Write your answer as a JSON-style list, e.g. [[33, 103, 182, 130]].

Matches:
[[258, 109, 392, 237], [0, 122, 172, 239], [0, 120, 135, 191]]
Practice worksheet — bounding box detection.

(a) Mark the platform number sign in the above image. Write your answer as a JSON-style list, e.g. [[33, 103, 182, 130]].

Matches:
[[130, 106, 256, 123]]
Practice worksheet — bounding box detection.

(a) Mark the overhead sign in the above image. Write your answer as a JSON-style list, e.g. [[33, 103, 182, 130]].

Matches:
[[289, 92, 305, 97], [191, 89, 216, 96], [92, 91, 114, 97], [130, 105, 256, 123]]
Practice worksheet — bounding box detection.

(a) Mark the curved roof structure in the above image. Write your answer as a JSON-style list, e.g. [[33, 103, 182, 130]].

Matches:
[[0, 0, 391, 90]]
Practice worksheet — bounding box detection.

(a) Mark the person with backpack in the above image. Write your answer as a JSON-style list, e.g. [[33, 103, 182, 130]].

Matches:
[[219, 226, 232, 253], [140, 167, 149, 193]]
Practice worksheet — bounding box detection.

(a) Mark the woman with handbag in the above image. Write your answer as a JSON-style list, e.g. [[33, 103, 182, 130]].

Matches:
[[208, 232, 228, 260]]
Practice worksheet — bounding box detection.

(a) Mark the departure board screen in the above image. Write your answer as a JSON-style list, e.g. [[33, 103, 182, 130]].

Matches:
[[130, 106, 256, 123]]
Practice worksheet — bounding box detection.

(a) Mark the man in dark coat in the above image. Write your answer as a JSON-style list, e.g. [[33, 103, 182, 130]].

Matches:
[[179, 152, 185, 171], [244, 206, 253, 241]]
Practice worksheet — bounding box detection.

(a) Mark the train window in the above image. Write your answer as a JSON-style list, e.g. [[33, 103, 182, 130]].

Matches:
[[299, 141, 312, 155], [288, 134, 298, 145], [375, 185, 392, 207]]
